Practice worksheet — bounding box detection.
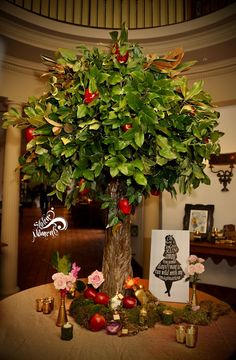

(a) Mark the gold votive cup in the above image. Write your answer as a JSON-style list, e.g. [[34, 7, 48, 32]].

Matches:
[[185, 325, 198, 348], [45, 296, 54, 310], [162, 309, 173, 325], [36, 298, 44, 312], [61, 322, 73, 340], [175, 325, 186, 343], [43, 299, 51, 314]]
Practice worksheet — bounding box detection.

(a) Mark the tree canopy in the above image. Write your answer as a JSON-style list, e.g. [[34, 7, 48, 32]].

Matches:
[[2, 24, 223, 227]]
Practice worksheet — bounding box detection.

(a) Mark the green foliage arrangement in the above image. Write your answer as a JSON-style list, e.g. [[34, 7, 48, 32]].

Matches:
[[69, 294, 231, 333], [2, 24, 223, 227]]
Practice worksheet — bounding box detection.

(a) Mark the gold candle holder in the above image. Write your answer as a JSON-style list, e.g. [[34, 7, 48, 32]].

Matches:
[[61, 322, 73, 340], [162, 309, 173, 325], [36, 298, 44, 312], [175, 325, 186, 343], [43, 299, 52, 314], [45, 296, 54, 310], [185, 325, 198, 348]]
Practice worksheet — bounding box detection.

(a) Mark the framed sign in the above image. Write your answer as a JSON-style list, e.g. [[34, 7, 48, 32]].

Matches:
[[149, 230, 190, 303], [183, 204, 214, 240]]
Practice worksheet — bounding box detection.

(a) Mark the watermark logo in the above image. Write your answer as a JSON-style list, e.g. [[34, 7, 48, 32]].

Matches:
[[32, 208, 68, 242]]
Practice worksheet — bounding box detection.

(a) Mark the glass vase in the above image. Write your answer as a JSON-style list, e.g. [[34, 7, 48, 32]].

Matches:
[[190, 283, 198, 307], [56, 289, 68, 327]]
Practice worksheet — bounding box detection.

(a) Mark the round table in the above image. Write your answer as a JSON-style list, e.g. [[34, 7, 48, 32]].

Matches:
[[0, 283, 236, 360]]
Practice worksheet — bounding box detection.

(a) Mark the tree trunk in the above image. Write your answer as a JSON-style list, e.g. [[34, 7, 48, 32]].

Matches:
[[101, 181, 133, 297]]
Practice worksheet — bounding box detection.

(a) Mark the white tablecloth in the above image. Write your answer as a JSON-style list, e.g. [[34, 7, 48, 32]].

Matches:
[[0, 283, 235, 360]]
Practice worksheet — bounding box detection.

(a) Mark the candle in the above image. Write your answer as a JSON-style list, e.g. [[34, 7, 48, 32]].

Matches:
[[176, 325, 186, 343], [36, 298, 44, 312], [61, 322, 73, 340], [162, 309, 173, 325], [185, 325, 198, 348]]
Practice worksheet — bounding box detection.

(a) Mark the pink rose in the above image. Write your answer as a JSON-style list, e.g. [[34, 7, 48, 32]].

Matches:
[[187, 264, 196, 276], [52, 272, 67, 290], [88, 270, 104, 289], [188, 255, 198, 263], [194, 262, 205, 274], [198, 257, 205, 263]]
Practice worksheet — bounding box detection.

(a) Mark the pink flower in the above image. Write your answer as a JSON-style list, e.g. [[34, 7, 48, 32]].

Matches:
[[185, 254, 206, 283], [52, 272, 67, 290], [70, 262, 81, 278], [188, 255, 198, 263], [194, 262, 205, 274], [187, 264, 196, 276], [88, 270, 104, 289]]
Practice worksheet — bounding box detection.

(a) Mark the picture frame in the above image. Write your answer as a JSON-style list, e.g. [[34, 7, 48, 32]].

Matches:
[[183, 204, 214, 240]]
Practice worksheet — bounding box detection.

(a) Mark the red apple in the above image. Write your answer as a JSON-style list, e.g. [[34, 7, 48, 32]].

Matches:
[[83, 286, 97, 300], [122, 295, 137, 309], [84, 89, 99, 104], [121, 123, 132, 132], [25, 127, 36, 142], [117, 52, 129, 63], [89, 313, 106, 331], [151, 189, 160, 196], [78, 178, 89, 196], [118, 198, 132, 215], [94, 292, 110, 306]]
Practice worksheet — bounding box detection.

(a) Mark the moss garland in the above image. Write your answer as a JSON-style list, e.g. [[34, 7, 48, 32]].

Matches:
[[69, 294, 231, 333]]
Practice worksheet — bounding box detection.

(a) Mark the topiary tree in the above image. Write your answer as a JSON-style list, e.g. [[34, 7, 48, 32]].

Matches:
[[2, 24, 223, 296]]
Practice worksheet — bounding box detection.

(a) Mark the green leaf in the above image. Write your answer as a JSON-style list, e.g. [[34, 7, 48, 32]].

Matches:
[[134, 132, 144, 147], [58, 48, 77, 62], [133, 170, 147, 186], [185, 80, 204, 100], [56, 179, 67, 192], [77, 104, 87, 118], [159, 147, 177, 160], [108, 73, 123, 85], [83, 169, 94, 181], [126, 93, 143, 112], [192, 163, 205, 179]]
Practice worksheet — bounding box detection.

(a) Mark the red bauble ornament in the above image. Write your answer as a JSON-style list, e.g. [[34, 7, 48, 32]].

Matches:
[[84, 287, 97, 300], [118, 198, 132, 215], [94, 292, 110, 306], [84, 89, 99, 104], [89, 313, 106, 331], [121, 123, 132, 132], [25, 127, 36, 142], [122, 295, 137, 309]]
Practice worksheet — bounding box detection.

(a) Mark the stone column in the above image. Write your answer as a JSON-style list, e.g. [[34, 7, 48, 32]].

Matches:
[[0, 102, 21, 297]]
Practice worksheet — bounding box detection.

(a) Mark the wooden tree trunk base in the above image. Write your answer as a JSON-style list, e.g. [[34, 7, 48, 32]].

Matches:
[[102, 216, 133, 297]]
